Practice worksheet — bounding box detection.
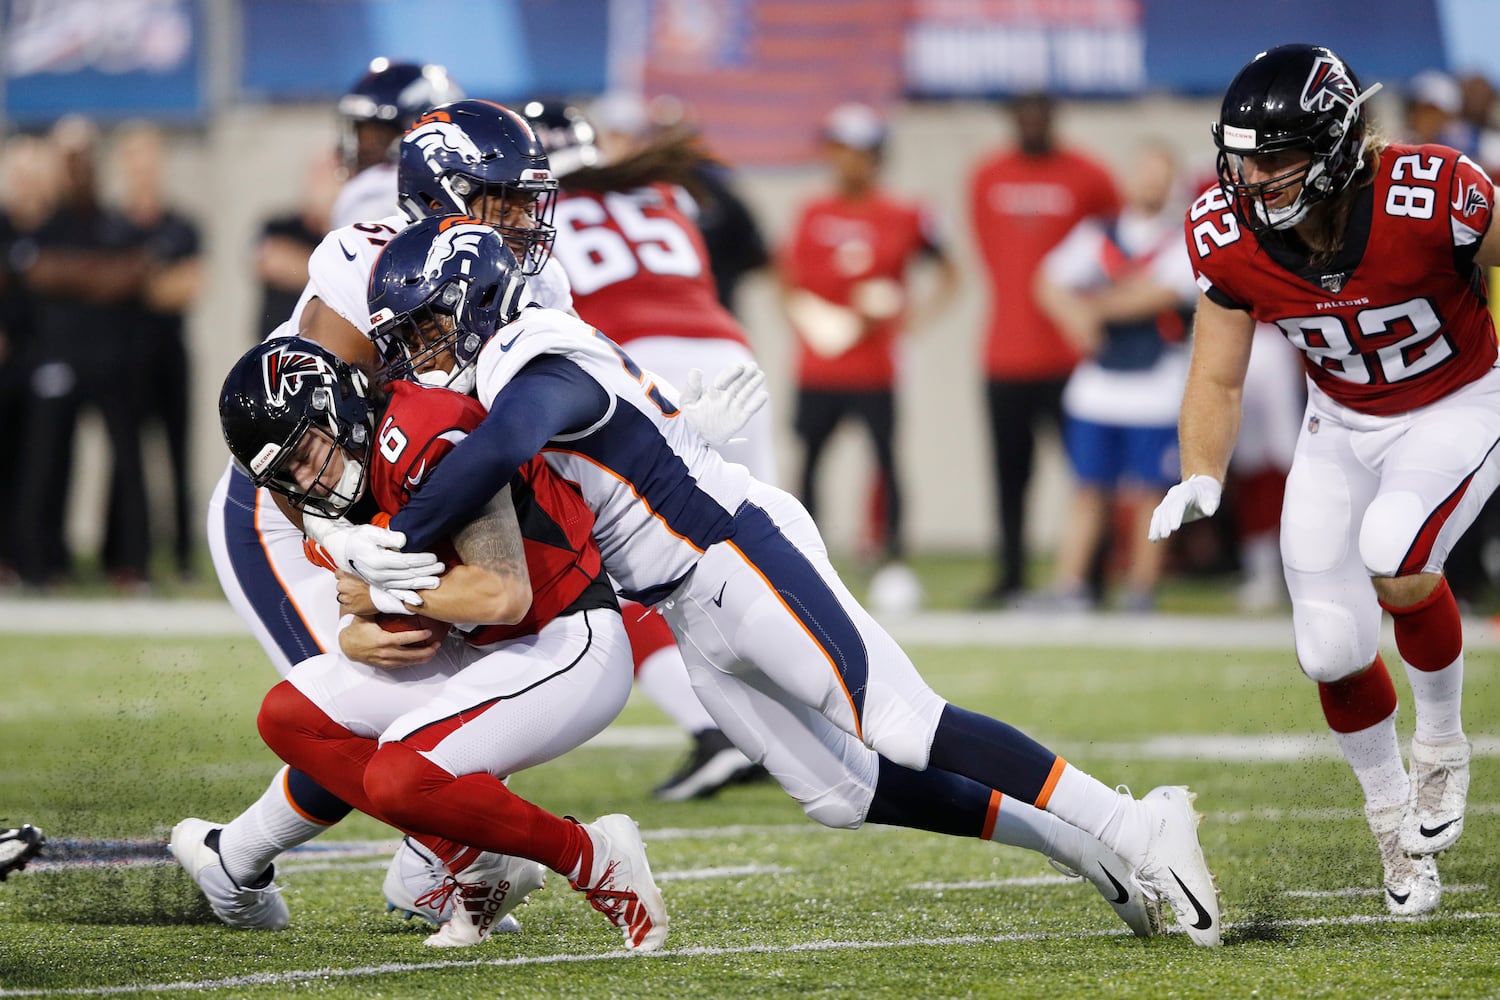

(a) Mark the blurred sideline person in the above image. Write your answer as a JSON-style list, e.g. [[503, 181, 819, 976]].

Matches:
[[254, 151, 342, 341], [114, 121, 203, 582], [321, 220, 1229, 947], [1030, 140, 1195, 613], [779, 102, 960, 614], [204, 312, 675, 950], [10, 116, 152, 590], [200, 100, 571, 935], [0, 823, 45, 881], [523, 98, 770, 800], [1152, 43, 1491, 916], [969, 92, 1121, 607], [328, 59, 463, 230]]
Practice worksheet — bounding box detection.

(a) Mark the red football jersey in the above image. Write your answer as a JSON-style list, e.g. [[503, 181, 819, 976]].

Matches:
[[369, 380, 605, 644], [781, 188, 941, 390], [1186, 143, 1497, 415], [550, 183, 748, 348]]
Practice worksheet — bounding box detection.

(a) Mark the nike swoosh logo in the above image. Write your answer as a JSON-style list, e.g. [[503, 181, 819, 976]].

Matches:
[[496, 330, 523, 352], [1387, 888, 1410, 905], [339, 241, 357, 261], [711, 582, 726, 608], [1418, 819, 1456, 838], [405, 458, 429, 490], [1170, 868, 1213, 930], [1097, 862, 1129, 905]]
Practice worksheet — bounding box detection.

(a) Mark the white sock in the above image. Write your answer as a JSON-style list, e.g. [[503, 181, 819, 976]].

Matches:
[[1331, 712, 1408, 812], [1404, 656, 1465, 743], [1042, 764, 1149, 866], [218, 766, 333, 885], [988, 796, 1094, 868], [636, 645, 716, 734]]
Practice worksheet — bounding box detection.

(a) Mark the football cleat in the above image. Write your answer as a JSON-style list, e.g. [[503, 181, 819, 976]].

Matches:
[[168, 818, 289, 930], [0, 823, 45, 880], [1368, 802, 1441, 916], [1049, 835, 1164, 938], [570, 814, 668, 952], [384, 837, 524, 935], [419, 850, 546, 948], [1130, 786, 1221, 946], [1400, 736, 1470, 855], [652, 729, 760, 802]]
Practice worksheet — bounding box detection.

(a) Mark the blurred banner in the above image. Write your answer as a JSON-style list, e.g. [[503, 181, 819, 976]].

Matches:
[[4, 0, 204, 124]]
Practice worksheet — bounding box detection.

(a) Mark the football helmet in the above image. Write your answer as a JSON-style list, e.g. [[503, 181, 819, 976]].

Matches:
[[1212, 44, 1383, 233], [520, 98, 601, 177], [397, 100, 557, 274], [368, 215, 528, 396], [219, 338, 374, 517], [339, 59, 464, 172]]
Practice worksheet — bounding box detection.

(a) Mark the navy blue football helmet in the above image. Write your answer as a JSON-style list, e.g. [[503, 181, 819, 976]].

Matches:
[[520, 98, 601, 177], [398, 100, 557, 274], [1213, 44, 1383, 233], [367, 215, 529, 395], [338, 59, 464, 172], [219, 338, 375, 517]]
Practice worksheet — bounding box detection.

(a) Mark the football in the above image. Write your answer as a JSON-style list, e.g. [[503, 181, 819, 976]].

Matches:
[[373, 613, 451, 641]]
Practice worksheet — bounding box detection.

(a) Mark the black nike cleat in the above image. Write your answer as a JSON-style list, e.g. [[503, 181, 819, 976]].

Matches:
[[0, 824, 45, 881], [652, 729, 760, 802]]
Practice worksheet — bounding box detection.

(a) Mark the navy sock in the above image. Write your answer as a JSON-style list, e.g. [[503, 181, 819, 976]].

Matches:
[[926, 704, 1058, 804], [864, 757, 994, 838], [286, 767, 354, 825]]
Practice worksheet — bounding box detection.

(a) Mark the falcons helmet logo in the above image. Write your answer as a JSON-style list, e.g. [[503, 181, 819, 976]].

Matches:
[[1300, 54, 1357, 114], [262, 344, 328, 408]]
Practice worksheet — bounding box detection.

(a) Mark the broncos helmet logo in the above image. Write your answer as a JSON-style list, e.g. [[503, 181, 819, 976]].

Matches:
[[1300, 54, 1358, 114], [422, 222, 491, 279], [407, 119, 484, 171], [262, 344, 328, 409]]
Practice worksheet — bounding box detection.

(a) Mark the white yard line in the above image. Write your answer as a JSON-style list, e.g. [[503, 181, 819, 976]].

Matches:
[[8, 598, 1500, 650], [2, 911, 1496, 997]]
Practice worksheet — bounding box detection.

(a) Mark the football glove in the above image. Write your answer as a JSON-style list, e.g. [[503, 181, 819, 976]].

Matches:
[[303, 514, 443, 601], [679, 361, 769, 447], [1148, 475, 1223, 542]]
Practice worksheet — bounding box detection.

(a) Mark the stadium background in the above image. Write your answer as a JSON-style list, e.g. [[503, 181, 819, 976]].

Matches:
[[6, 0, 1495, 561]]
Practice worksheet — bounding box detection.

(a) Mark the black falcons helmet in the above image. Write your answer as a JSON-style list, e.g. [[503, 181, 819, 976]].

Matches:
[[397, 100, 557, 275], [220, 338, 375, 518], [1212, 44, 1383, 233]]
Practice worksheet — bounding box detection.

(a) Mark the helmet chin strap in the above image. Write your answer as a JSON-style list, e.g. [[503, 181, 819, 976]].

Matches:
[[417, 365, 476, 396]]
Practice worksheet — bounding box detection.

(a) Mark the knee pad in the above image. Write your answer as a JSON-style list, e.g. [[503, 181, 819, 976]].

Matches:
[[1359, 491, 1426, 578], [1292, 598, 1378, 683], [798, 779, 872, 831]]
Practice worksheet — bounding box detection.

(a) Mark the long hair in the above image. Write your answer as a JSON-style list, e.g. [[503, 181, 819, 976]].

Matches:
[[559, 125, 720, 203], [1298, 130, 1389, 269]]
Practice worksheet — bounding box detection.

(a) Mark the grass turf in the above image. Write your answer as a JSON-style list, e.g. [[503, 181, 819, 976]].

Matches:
[[0, 632, 1495, 999]]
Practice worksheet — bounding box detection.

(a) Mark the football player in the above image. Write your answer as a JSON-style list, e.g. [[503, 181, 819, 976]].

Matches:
[[197, 100, 573, 934], [317, 218, 1229, 946], [1151, 43, 1498, 915], [521, 98, 773, 801], [329, 59, 463, 231]]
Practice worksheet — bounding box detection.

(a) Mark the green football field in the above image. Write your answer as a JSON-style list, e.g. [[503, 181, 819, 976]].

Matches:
[[0, 624, 1496, 999]]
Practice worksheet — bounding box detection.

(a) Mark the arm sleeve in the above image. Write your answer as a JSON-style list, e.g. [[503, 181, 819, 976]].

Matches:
[[389, 356, 610, 550]]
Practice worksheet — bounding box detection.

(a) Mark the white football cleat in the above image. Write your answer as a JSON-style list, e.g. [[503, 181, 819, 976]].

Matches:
[[168, 818, 289, 931], [1400, 736, 1470, 855], [1049, 836, 1164, 939], [420, 851, 546, 948], [1130, 786, 1221, 946], [570, 814, 668, 952], [1368, 802, 1440, 916]]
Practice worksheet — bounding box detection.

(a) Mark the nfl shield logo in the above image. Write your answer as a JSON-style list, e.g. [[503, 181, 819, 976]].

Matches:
[[1320, 273, 1347, 293], [1308, 415, 1321, 434]]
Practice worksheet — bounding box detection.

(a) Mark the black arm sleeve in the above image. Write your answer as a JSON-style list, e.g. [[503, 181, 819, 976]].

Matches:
[[389, 355, 610, 551]]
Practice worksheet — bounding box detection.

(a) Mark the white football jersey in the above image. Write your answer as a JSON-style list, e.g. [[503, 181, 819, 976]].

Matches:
[[329, 163, 398, 232], [473, 307, 750, 602], [286, 216, 574, 340]]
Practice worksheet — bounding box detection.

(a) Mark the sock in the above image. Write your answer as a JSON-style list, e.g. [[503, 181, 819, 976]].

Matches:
[[1382, 579, 1465, 743], [1317, 656, 1398, 734], [626, 602, 716, 733], [217, 766, 338, 887], [863, 758, 994, 838], [1045, 764, 1149, 865], [364, 740, 593, 879], [1331, 712, 1409, 811]]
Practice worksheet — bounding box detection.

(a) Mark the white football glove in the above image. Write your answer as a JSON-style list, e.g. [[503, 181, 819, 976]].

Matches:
[[679, 361, 769, 447], [1148, 475, 1223, 542], [303, 514, 444, 602]]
